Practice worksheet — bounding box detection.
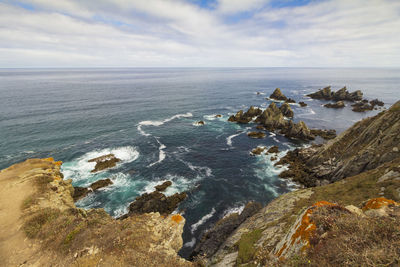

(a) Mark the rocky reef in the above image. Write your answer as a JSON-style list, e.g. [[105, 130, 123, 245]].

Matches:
[[0, 158, 191, 266], [269, 88, 296, 103], [324, 100, 345, 108], [307, 86, 363, 102]]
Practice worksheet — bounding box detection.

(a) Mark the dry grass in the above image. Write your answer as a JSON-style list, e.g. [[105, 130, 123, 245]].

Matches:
[[287, 206, 400, 267]]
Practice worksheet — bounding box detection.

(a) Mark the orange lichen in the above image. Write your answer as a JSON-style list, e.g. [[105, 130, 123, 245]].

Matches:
[[362, 197, 398, 211], [171, 214, 183, 224], [44, 157, 55, 162], [43, 157, 62, 166], [276, 201, 337, 260]]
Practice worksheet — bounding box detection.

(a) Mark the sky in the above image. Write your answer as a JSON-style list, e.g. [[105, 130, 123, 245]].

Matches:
[[0, 0, 399, 67]]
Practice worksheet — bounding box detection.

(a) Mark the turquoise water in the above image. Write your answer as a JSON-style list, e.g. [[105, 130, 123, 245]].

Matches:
[[0, 68, 399, 257]]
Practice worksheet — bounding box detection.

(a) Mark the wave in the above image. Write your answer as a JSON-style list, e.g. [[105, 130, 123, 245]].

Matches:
[[222, 204, 245, 218], [203, 114, 225, 121], [192, 121, 205, 126], [183, 238, 196, 248], [191, 208, 216, 233], [183, 161, 212, 177], [226, 132, 242, 146], [148, 138, 166, 167], [137, 112, 193, 136], [296, 107, 316, 118], [61, 146, 139, 183], [141, 174, 194, 197]]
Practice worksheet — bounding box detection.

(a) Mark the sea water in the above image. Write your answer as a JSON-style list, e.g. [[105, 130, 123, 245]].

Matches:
[[1, 67, 399, 257]]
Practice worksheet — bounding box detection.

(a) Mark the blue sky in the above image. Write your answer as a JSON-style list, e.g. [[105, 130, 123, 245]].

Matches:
[[0, 0, 399, 67]]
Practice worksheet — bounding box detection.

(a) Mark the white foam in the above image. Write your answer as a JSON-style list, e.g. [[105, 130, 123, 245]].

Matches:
[[183, 161, 212, 177], [192, 121, 205, 126], [191, 208, 216, 233], [148, 138, 166, 167], [222, 205, 245, 218], [226, 132, 242, 146], [61, 146, 139, 183], [184, 238, 196, 248], [255, 92, 265, 95], [141, 174, 195, 197], [137, 112, 193, 136]]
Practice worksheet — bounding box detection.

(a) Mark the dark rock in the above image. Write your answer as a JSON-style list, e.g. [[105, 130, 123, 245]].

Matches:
[[285, 98, 296, 104], [90, 178, 113, 191], [351, 102, 374, 112], [299, 102, 308, 107], [154, 181, 172, 192], [324, 101, 345, 109], [308, 86, 363, 102], [370, 99, 384, 107], [310, 129, 337, 140], [247, 131, 266, 139], [281, 121, 315, 141], [269, 88, 288, 101], [307, 86, 332, 100], [191, 202, 262, 259], [256, 125, 266, 130], [127, 189, 187, 216], [73, 187, 90, 201], [280, 103, 294, 117], [73, 178, 114, 201], [215, 114, 222, 118], [197, 120, 205, 125], [267, 146, 279, 154], [251, 147, 266, 155], [88, 154, 121, 173], [227, 106, 261, 124]]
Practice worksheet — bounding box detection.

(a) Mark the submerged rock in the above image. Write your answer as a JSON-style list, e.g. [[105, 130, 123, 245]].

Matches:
[[324, 101, 345, 109], [191, 202, 262, 259], [279, 103, 294, 117], [269, 88, 288, 101], [370, 99, 384, 107], [215, 114, 222, 118], [196, 120, 205, 125], [88, 154, 121, 173]]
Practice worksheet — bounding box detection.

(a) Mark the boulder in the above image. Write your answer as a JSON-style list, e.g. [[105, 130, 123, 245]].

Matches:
[[90, 178, 113, 191], [73, 178, 114, 201], [269, 88, 288, 101], [351, 102, 374, 112], [197, 120, 205, 125], [324, 101, 345, 109], [215, 114, 222, 118], [299, 102, 308, 107], [280, 103, 294, 117], [251, 147, 266, 155]]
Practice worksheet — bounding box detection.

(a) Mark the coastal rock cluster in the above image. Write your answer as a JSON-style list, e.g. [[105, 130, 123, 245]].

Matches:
[[307, 86, 385, 112], [88, 153, 121, 173], [229, 88, 336, 141]]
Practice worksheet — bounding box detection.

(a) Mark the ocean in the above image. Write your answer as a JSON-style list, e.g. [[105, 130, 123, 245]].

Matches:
[[0, 67, 399, 258]]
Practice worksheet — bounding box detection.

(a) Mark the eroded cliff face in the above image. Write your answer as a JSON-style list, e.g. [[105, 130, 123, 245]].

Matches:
[[209, 158, 400, 266], [0, 158, 191, 267]]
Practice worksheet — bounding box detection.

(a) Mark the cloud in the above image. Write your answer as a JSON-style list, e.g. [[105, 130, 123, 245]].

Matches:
[[0, 0, 399, 67]]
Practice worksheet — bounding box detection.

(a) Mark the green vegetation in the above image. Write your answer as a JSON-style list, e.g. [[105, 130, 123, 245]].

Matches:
[[236, 229, 263, 265], [23, 208, 61, 238]]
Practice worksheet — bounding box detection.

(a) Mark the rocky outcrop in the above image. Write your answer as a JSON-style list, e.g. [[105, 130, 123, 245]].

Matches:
[[370, 99, 384, 106], [247, 131, 266, 139], [281, 120, 314, 140], [277, 101, 400, 186], [251, 147, 266, 155], [73, 178, 113, 201], [88, 154, 121, 173], [269, 88, 287, 101], [351, 101, 374, 112], [196, 120, 205, 125], [267, 146, 279, 154], [324, 100, 345, 108], [0, 158, 190, 267], [228, 106, 262, 123], [279, 103, 294, 117], [255, 102, 286, 130], [125, 182, 187, 216], [155, 181, 172, 192], [191, 202, 262, 260], [307, 86, 363, 102]]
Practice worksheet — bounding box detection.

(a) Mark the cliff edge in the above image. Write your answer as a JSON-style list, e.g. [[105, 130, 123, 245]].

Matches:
[[0, 158, 191, 267]]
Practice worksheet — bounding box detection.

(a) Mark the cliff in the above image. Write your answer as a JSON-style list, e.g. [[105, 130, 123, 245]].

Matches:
[[204, 101, 400, 266], [0, 158, 191, 267]]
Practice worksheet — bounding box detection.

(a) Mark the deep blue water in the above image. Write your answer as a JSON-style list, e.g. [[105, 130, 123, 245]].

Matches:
[[0, 68, 399, 257]]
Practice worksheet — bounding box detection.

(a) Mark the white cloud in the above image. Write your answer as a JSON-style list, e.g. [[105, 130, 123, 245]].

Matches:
[[0, 0, 399, 67]]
